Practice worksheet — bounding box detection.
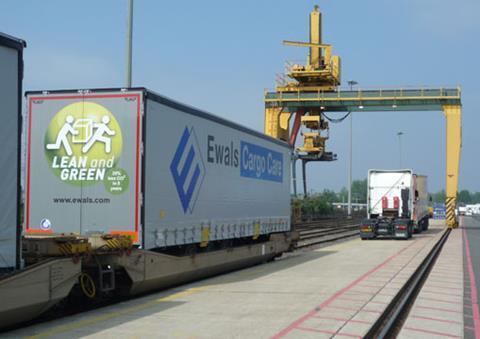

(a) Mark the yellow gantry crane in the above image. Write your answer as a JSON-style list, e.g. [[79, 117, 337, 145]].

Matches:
[[264, 6, 462, 228]]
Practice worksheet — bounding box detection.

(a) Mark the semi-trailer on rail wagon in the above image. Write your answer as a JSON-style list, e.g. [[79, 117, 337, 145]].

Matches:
[[0, 33, 25, 272], [24, 88, 292, 247], [360, 169, 430, 240], [0, 87, 296, 329]]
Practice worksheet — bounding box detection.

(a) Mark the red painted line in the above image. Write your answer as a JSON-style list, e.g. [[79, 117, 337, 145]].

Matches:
[[430, 268, 463, 273], [427, 280, 463, 286], [463, 227, 480, 338], [428, 275, 463, 282], [421, 290, 463, 297], [429, 271, 462, 276], [25, 98, 33, 230], [343, 291, 375, 297], [368, 300, 389, 305], [326, 305, 358, 312], [410, 314, 462, 325], [25, 92, 142, 240], [296, 327, 361, 338], [417, 296, 463, 305], [338, 296, 388, 306], [415, 305, 462, 314], [328, 305, 382, 314], [374, 265, 403, 275], [375, 293, 397, 297], [423, 284, 463, 291], [28, 94, 138, 101], [348, 319, 372, 325], [134, 93, 141, 235], [357, 284, 386, 289], [337, 296, 368, 303], [359, 309, 383, 314], [430, 272, 463, 277], [271, 241, 417, 339], [432, 265, 463, 269], [402, 326, 461, 338], [312, 315, 372, 325], [420, 285, 462, 292], [296, 327, 335, 335], [312, 315, 347, 322], [385, 281, 407, 285]]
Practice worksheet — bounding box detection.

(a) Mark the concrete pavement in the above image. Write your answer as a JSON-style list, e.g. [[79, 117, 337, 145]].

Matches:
[[5, 223, 447, 338]]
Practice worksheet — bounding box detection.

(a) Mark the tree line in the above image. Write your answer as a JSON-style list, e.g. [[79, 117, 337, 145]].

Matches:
[[296, 180, 480, 218], [296, 179, 368, 217], [433, 190, 480, 205]]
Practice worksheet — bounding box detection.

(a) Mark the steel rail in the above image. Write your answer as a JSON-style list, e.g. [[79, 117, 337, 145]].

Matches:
[[364, 228, 451, 338], [295, 230, 359, 249], [294, 218, 361, 249]]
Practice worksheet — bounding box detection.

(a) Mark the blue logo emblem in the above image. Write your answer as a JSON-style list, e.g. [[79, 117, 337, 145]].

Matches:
[[170, 127, 205, 213], [40, 218, 52, 230]]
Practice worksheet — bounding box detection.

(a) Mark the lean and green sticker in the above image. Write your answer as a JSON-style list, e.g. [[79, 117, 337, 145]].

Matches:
[[104, 168, 130, 194], [44, 101, 127, 194]]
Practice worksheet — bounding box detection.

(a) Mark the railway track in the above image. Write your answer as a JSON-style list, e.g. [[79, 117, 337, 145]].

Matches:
[[364, 228, 451, 338], [294, 218, 361, 249]]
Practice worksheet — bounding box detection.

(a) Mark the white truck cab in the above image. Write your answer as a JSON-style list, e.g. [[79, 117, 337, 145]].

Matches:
[[360, 169, 430, 240]]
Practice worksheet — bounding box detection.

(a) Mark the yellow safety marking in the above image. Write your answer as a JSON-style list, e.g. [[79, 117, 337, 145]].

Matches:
[[25, 286, 210, 339], [253, 222, 261, 240], [200, 227, 209, 248], [79, 273, 96, 299]]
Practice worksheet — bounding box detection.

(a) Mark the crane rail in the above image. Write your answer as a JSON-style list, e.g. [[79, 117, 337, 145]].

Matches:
[[294, 218, 361, 249]]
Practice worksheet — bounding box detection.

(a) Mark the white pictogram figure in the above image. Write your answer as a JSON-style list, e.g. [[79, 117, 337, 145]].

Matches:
[[72, 119, 93, 144], [46, 115, 78, 156], [82, 115, 116, 153]]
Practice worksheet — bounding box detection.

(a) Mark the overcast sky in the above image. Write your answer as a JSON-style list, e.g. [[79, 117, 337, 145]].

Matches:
[[1, 0, 478, 193]]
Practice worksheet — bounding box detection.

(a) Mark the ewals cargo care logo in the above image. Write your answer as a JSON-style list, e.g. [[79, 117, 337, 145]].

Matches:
[[240, 141, 283, 182], [170, 127, 206, 213], [207, 135, 283, 182], [171, 127, 283, 213], [44, 101, 129, 194]]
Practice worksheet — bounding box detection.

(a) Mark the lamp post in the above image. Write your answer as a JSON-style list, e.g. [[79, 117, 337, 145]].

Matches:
[[347, 80, 358, 218], [397, 131, 404, 168], [126, 0, 134, 87]]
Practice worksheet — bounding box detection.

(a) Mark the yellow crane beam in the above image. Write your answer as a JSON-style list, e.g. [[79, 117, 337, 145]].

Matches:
[[283, 41, 331, 49]]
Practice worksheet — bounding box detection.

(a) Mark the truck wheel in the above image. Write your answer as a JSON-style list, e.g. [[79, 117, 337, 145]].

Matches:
[[424, 218, 429, 231], [416, 221, 423, 233], [421, 219, 426, 231]]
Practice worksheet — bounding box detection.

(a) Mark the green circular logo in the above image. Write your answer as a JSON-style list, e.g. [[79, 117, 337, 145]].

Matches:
[[44, 101, 123, 187]]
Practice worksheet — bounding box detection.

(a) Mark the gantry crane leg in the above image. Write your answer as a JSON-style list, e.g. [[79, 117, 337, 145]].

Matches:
[[264, 107, 292, 142], [443, 105, 462, 228]]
